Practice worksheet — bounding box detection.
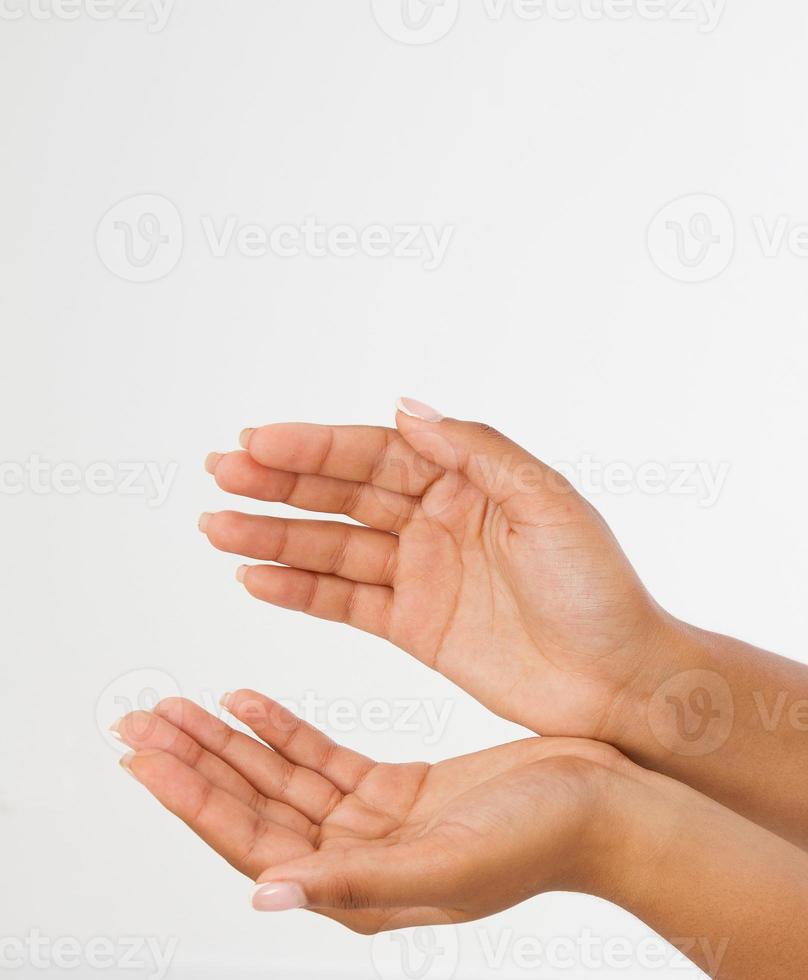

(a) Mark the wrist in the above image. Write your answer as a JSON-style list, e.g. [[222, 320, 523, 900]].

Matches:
[[547, 746, 672, 900], [597, 612, 709, 758]]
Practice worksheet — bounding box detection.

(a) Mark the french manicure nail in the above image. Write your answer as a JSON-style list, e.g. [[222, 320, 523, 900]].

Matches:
[[205, 452, 224, 474], [252, 882, 307, 912], [119, 753, 138, 781], [235, 565, 250, 584], [239, 428, 255, 450], [396, 397, 444, 422], [108, 719, 123, 741], [198, 512, 212, 532], [220, 692, 234, 710]]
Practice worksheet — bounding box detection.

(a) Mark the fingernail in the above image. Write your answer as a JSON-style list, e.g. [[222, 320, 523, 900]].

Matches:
[[198, 512, 213, 533], [220, 692, 234, 710], [108, 719, 123, 741], [239, 428, 255, 450], [252, 882, 307, 912], [235, 565, 250, 584], [119, 753, 139, 781], [205, 452, 224, 474], [396, 397, 444, 422]]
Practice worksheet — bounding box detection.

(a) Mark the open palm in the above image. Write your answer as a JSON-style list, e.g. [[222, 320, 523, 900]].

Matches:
[[203, 407, 664, 736], [114, 690, 621, 933]]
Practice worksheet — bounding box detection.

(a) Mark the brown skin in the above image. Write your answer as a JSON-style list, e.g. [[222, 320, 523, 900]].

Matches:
[[201, 411, 808, 848], [115, 693, 808, 978]]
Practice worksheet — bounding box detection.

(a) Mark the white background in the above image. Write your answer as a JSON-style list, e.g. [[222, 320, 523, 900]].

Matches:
[[2, 1, 808, 977]]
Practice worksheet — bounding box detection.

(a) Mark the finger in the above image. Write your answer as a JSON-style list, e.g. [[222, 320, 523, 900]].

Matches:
[[153, 698, 342, 825], [113, 710, 313, 840], [239, 424, 443, 496], [201, 511, 398, 587], [122, 749, 313, 876], [252, 841, 465, 913], [207, 450, 417, 533], [395, 398, 580, 526], [239, 565, 393, 640], [222, 689, 375, 795]]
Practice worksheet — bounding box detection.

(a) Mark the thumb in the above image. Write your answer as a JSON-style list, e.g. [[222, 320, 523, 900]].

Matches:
[[395, 397, 576, 524], [252, 841, 462, 913]]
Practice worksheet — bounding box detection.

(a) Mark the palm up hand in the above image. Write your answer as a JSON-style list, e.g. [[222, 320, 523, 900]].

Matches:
[[113, 691, 621, 933]]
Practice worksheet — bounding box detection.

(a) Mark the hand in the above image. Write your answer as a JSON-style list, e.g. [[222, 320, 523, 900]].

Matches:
[[112, 690, 627, 933], [202, 401, 808, 853], [201, 399, 667, 739]]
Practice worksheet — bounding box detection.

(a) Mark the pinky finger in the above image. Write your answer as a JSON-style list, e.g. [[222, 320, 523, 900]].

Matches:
[[238, 565, 393, 640]]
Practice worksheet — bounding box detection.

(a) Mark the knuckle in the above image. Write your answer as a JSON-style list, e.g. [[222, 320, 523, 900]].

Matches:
[[470, 421, 503, 441], [325, 527, 352, 575], [330, 873, 370, 910]]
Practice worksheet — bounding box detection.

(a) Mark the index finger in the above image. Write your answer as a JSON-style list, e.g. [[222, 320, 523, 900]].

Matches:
[[241, 424, 443, 496]]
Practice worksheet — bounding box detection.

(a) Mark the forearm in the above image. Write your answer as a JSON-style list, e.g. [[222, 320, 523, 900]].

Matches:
[[608, 616, 808, 849], [594, 764, 808, 979]]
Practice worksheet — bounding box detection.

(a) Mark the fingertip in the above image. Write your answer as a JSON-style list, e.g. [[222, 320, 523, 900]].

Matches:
[[236, 564, 251, 584], [251, 881, 307, 912], [118, 752, 139, 781], [395, 397, 444, 423], [205, 452, 225, 474], [239, 428, 256, 450]]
